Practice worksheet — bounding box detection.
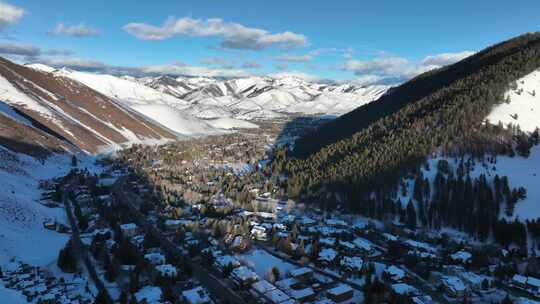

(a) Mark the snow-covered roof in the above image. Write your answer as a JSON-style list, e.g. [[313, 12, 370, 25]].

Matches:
[[290, 287, 314, 300], [120, 223, 137, 230], [353, 237, 374, 251], [155, 264, 177, 277], [135, 286, 162, 303], [327, 284, 353, 296], [318, 248, 338, 262], [450, 250, 472, 262], [264, 288, 291, 303], [252, 280, 276, 294], [232, 266, 258, 282], [182, 286, 211, 304], [340, 256, 364, 270], [392, 283, 419, 295], [442, 276, 467, 293], [384, 265, 406, 281], [513, 274, 528, 285], [290, 267, 313, 278]]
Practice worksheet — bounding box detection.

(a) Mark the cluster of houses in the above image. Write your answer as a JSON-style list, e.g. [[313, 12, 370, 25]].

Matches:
[[0, 261, 94, 304]]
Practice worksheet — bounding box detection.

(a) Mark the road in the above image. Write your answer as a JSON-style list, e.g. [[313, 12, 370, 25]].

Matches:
[[112, 176, 247, 304], [62, 179, 114, 304]]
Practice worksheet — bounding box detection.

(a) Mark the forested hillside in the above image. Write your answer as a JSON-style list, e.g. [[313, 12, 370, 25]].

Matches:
[[283, 33, 540, 206]]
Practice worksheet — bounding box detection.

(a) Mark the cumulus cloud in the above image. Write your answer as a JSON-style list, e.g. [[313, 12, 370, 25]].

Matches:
[[49, 23, 99, 37], [123, 17, 307, 50], [241, 60, 262, 69], [199, 56, 227, 65], [141, 62, 250, 78], [35, 57, 106, 70], [274, 54, 313, 62], [343, 50, 475, 84], [421, 50, 475, 67], [0, 41, 40, 56], [0, 1, 24, 30]]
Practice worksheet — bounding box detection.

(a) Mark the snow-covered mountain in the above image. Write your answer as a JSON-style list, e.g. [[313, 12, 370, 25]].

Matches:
[[28, 63, 389, 136], [0, 58, 177, 155], [142, 74, 390, 120]]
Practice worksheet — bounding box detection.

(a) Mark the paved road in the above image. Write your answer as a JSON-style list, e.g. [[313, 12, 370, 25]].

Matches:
[[112, 176, 247, 304]]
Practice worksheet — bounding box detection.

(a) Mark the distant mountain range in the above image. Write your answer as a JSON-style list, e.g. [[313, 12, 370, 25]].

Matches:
[[0, 58, 389, 156]]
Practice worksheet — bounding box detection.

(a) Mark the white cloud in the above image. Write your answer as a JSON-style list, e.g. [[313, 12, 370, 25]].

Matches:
[[269, 70, 323, 82], [274, 54, 313, 62], [49, 23, 99, 37], [241, 60, 262, 69], [0, 1, 24, 30], [141, 62, 251, 78], [35, 57, 106, 70], [343, 50, 475, 84], [123, 17, 307, 50], [0, 41, 39, 56], [421, 50, 475, 66]]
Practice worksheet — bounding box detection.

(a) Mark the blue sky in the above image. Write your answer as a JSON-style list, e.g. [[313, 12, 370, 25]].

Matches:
[[1, 0, 539, 83]]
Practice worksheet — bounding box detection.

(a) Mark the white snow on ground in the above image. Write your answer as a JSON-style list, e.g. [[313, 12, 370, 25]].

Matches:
[[0, 282, 28, 304], [399, 145, 540, 221], [236, 249, 296, 279], [25, 63, 56, 73], [487, 68, 540, 132], [130, 104, 219, 136], [0, 149, 98, 267], [56, 68, 188, 108]]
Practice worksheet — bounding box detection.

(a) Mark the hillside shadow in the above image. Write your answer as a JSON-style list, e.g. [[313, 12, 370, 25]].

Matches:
[[0, 136, 64, 159]]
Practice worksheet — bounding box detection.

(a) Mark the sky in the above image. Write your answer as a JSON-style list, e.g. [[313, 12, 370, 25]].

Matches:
[[0, 0, 539, 84]]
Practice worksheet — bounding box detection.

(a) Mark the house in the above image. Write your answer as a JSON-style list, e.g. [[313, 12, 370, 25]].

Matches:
[[135, 286, 162, 304], [391, 283, 419, 296], [384, 265, 406, 282], [512, 274, 529, 289], [340, 256, 364, 272], [182, 286, 211, 304], [290, 287, 315, 303], [527, 277, 540, 296], [441, 275, 468, 298], [327, 284, 354, 302], [450, 250, 472, 264], [214, 255, 241, 272], [120, 223, 138, 238], [251, 226, 268, 241], [144, 252, 166, 266], [251, 279, 277, 298], [154, 264, 177, 279], [265, 288, 292, 304], [289, 267, 313, 281], [231, 266, 258, 286], [318, 248, 338, 265]]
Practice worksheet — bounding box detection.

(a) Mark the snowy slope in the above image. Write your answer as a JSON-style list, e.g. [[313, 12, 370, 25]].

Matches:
[[398, 145, 540, 221], [487, 68, 540, 132], [0, 149, 75, 267]]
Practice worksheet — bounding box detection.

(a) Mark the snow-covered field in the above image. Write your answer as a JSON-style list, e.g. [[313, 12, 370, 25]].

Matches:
[[236, 249, 296, 279], [487, 68, 540, 132]]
